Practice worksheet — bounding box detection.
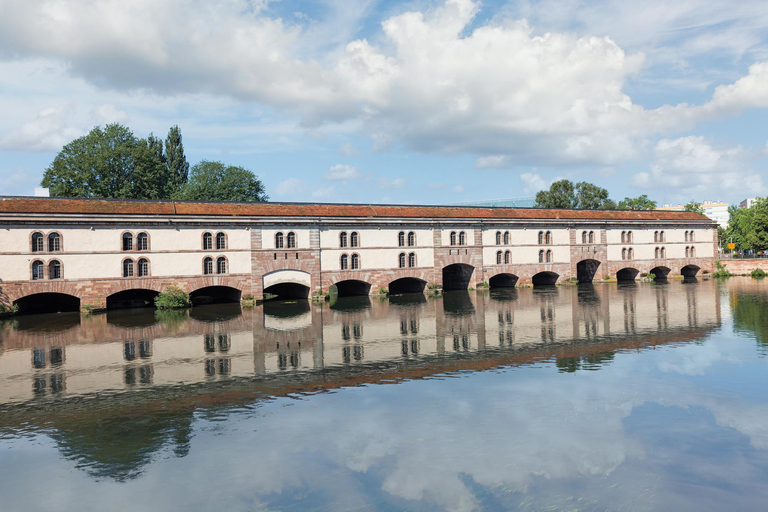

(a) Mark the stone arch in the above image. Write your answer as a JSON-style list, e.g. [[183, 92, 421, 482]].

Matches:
[[14, 292, 81, 315], [263, 269, 311, 299], [388, 277, 427, 295], [334, 279, 372, 297], [488, 273, 519, 288], [616, 267, 640, 282], [576, 259, 601, 283], [650, 266, 671, 280], [681, 264, 700, 278], [106, 288, 160, 310], [532, 271, 559, 287], [442, 263, 474, 290], [189, 285, 242, 305]]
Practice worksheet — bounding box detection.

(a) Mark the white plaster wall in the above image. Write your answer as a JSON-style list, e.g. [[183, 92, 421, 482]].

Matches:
[[261, 227, 312, 250], [440, 228, 474, 246], [321, 248, 434, 271], [482, 228, 518, 246]]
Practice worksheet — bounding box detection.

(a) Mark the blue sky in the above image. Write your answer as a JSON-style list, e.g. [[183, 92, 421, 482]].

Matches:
[[1, 0, 767, 206]]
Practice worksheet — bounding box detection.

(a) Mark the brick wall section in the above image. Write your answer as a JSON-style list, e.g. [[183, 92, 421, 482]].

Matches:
[[717, 259, 768, 274]]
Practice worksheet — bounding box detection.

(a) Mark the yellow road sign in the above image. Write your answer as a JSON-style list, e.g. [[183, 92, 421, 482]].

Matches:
[[728, 243, 736, 249]]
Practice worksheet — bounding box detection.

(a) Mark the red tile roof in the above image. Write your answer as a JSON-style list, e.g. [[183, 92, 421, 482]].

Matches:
[[0, 196, 713, 222]]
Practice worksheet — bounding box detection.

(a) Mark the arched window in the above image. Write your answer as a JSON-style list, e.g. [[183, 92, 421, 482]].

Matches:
[[31, 232, 44, 252], [496, 251, 502, 264], [655, 247, 660, 259], [202, 232, 212, 250], [203, 257, 213, 275], [340, 254, 348, 270], [137, 232, 149, 251], [587, 231, 594, 244], [622, 248, 627, 260], [690, 231, 695, 242], [661, 247, 666, 259], [691, 246, 696, 257], [684, 231, 689, 242], [216, 232, 227, 250], [539, 231, 544, 244], [546, 231, 552, 245], [48, 260, 61, 279], [621, 231, 626, 243], [350, 232, 359, 247], [123, 259, 134, 278], [504, 250, 510, 264], [539, 250, 544, 263], [399, 253, 406, 268], [216, 257, 227, 274], [546, 250, 552, 263], [458, 231, 466, 246], [660, 231, 665, 242], [137, 258, 149, 277], [408, 231, 415, 247], [32, 260, 44, 280], [48, 232, 61, 252], [654, 231, 659, 243], [685, 246, 690, 258], [496, 231, 501, 245], [351, 253, 360, 269], [450, 231, 457, 245], [504, 231, 510, 245], [340, 232, 348, 248], [398, 232, 405, 247], [628, 231, 633, 243], [581, 231, 587, 244], [275, 232, 284, 249], [286, 232, 296, 248], [628, 248, 633, 260], [122, 232, 133, 251], [408, 253, 416, 267]]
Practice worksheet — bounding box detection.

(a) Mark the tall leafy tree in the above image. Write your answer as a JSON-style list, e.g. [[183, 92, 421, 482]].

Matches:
[[535, 180, 615, 209], [178, 160, 268, 202], [165, 125, 189, 191], [618, 195, 657, 210], [684, 201, 706, 215]]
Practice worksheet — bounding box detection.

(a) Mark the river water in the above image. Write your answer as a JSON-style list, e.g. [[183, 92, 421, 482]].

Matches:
[[1, 278, 767, 511]]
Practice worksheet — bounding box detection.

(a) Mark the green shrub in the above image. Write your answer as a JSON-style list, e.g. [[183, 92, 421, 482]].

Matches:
[[752, 268, 766, 279], [0, 303, 18, 316], [713, 261, 732, 278], [81, 304, 99, 315], [647, 272, 656, 281], [378, 287, 388, 295], [154, 285, 190, 309], [604, 275, 611, 280]]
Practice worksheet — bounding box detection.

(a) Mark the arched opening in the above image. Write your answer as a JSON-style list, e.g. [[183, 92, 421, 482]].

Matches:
[[334, 279, 371, 297], [489, 273, 519, 288], [576, 259, 601, 283], [650, 266, 671, 281], [681, 264, 700, 279], [189, 303, 242, 322], [389, 293, 427, 306], [329, 295, 372, 311], [616, 268, 640, 282], [106, 308, 159, 328], [14, 292, 80, 315], [263, 282, 310, 300], [442, 263, 474, 291], [532, 271, 559, 287], [190, 286, 242, 305], [106, 289, 159, 310], [388, 277, 427, 295]]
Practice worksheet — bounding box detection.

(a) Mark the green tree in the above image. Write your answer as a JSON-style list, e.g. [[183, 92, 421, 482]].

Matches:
[[535, 180, 615, 209], [178, 160, 268, 202], [684, 201, 706, 215], [41, 124, 173, 199], [618, 195, 657, 210], [165, 125, 189, 191], [750, 197, 768, 251], [727, 204, 755, 252]]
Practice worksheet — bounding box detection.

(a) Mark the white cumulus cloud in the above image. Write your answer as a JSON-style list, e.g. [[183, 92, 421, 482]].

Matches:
[[325, 164, 359, 181]]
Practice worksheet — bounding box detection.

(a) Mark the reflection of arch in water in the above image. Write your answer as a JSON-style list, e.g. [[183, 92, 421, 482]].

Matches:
[[14, 292, 81, 315], [333, 280, 371, 297], [388, 277, 427, 295], [532, 271, 559, 287], [616, 267, 639, 282], [576, 284, 600, 305], [263, 300, 312, 331], [681, 264, 700, 278], [329, 295, 372, 312], [106, 289, 159, 310], [389, 293, 427, 307], [13, 311, 81, 331], [576, 259, 601, 283], [488, 273, 519, 288], [189, 303, 243, 323], [442, 290, 475, 316], [106, 308, 159, 328], [263, 270, 311, 299], [650, 266, 671, 281], [489, 287, 518, 303], [442, 264, 474, 291], [189, 286, 241, 305]]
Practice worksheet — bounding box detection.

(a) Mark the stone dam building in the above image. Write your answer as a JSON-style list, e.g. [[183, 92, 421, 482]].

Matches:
[[0, 197, 717, 313]]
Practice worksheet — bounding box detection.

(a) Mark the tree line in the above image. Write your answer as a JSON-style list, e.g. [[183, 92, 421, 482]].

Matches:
[[41, 123, 268, 202], [724, 198, 768, 252], [534, 179, 657, 210]]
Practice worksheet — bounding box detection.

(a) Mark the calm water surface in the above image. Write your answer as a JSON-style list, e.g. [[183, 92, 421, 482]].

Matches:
[[1, 279, 768, 511]]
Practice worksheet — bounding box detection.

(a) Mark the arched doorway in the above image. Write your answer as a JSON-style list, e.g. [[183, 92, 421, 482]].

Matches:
[[489, 273, 519, 288], [333, 279, 371, 297], [442, 264, 474, 291], [263, 282, 310, 299], [263, 270, 311, 300], [681, 265, 700, 279], [106, 289, 159, 310], [576, 259, 601, 283], [14, 292, 80, 315], [532, 271, 559, 287], [388, 277, 427, 295], [189, 286, 242, 305], [650, 266, 671, 281], [616, 268, 640, 282]]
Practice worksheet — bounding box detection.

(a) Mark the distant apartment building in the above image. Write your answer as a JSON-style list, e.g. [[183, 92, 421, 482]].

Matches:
[[740, 198, 757, 209], [658, 201, 729, 228]]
